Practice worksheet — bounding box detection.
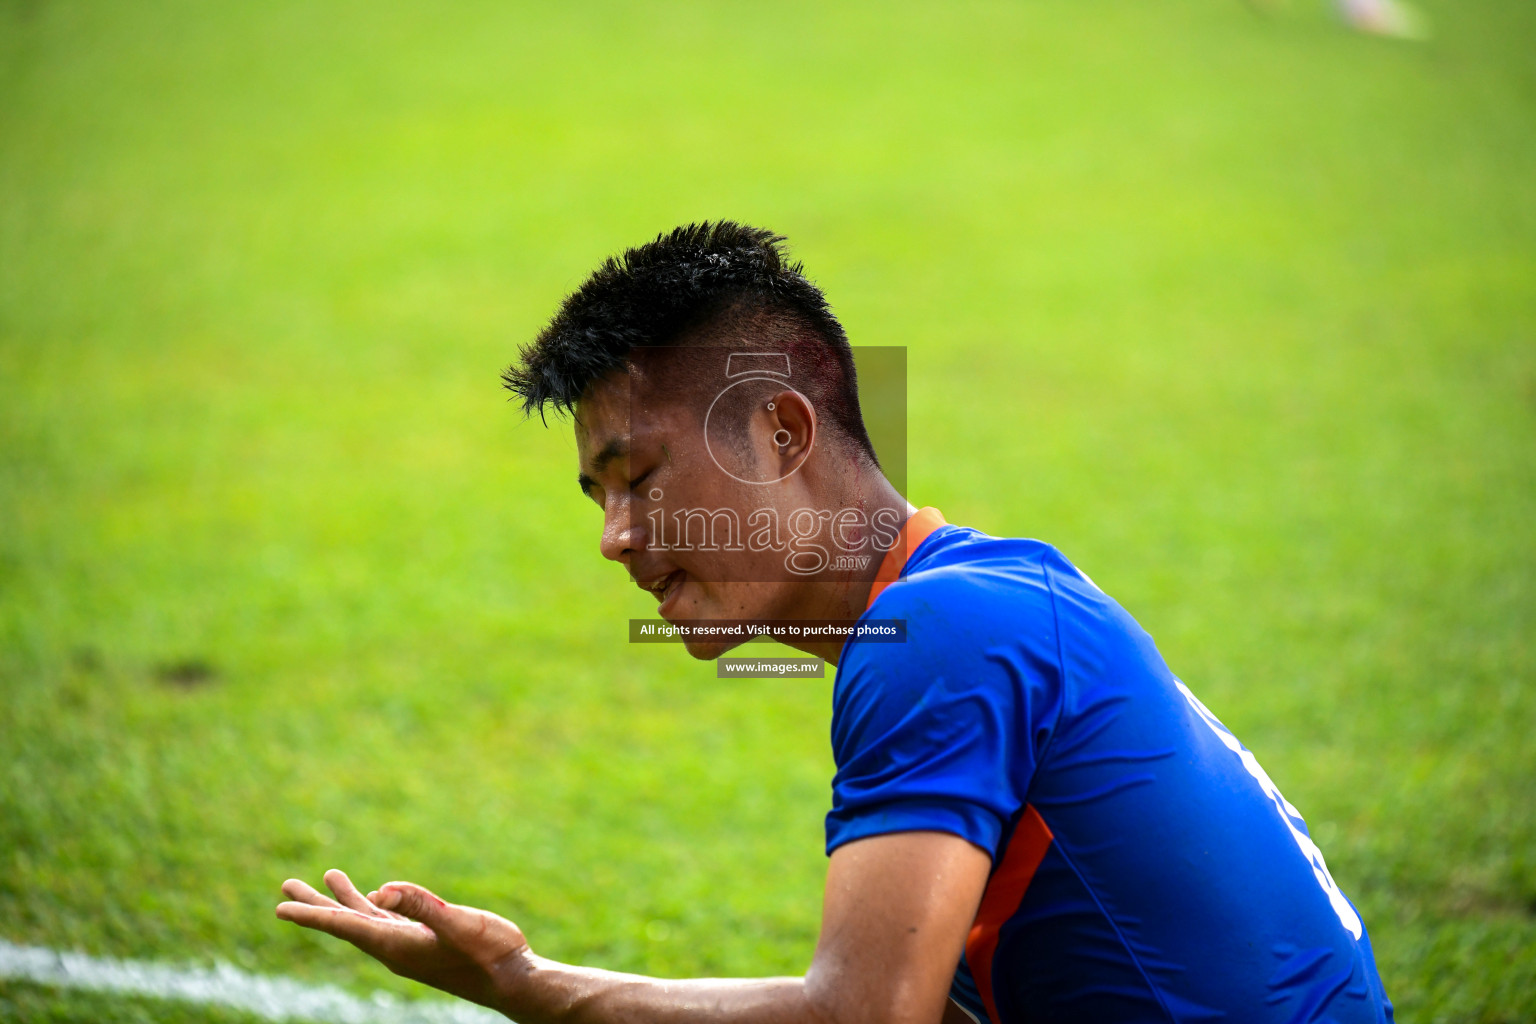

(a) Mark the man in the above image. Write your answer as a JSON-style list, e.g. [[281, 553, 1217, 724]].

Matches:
[[277, 222, 1394, 1022]]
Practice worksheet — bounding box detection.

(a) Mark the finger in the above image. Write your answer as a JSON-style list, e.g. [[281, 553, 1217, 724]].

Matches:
[[275, 900, 375, 939], [281, 878, 344, 910], [366, 890, 411, 922], [373, 881, 460, 936], [324, 868, 387, 917], [275, 901, 431, 948]]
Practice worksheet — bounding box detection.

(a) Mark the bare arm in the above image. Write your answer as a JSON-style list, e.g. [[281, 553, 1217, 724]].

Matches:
[[276, 830, 991, 1024]]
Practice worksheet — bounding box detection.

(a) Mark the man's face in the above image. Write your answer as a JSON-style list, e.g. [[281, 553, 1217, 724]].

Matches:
[[574, 364, 815, 659]]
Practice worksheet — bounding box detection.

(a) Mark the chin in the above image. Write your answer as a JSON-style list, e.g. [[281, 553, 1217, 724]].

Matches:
[[682, 636, 749, 661], [667, 586, 770, 661]]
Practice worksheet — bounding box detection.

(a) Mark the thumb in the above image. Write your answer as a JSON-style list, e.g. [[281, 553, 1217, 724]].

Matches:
[[374, 882, 455, 929]]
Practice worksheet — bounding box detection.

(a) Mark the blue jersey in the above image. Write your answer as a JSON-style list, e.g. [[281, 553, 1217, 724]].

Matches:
[[828, 511, 1393, 1023]]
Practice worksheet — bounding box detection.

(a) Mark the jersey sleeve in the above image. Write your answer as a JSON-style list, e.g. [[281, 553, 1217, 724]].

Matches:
[[825, 570, 1060, 859]]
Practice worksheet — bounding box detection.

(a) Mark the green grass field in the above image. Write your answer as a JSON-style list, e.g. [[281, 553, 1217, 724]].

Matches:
[[2, 0, 1534, 1020]]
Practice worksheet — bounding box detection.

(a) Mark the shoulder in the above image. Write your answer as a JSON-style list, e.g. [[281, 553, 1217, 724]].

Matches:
[[826, 526, 1078, 854], [833, 527, 1079, 736], [851, 526, 1088, 663]]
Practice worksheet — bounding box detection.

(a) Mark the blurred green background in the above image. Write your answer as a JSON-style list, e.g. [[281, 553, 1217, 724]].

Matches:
[[2, 0, 1533, 1020]]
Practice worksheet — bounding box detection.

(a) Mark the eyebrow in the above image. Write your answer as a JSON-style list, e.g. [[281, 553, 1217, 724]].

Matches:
[[576, 437, 629, 497]]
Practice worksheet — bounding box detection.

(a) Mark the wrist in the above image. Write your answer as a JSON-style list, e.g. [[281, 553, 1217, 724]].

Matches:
[[489, 949, 569, 1024]]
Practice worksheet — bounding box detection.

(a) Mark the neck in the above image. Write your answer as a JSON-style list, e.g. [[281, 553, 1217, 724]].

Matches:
[[775, 471, 915, 667]]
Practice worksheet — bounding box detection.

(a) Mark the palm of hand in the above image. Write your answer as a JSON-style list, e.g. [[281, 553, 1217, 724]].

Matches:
[[276, 869, 530, 1011]]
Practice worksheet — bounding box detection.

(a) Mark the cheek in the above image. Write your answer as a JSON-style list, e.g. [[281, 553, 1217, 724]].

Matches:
[[704, 578, 778, 619]]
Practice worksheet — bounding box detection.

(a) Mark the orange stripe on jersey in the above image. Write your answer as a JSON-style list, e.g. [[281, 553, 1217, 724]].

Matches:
[[863, 506, 947, 614], [966, 804, 1054, 1024]]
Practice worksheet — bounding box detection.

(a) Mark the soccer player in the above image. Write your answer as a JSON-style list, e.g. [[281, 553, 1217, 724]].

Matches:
[[276, 223, 1395, 1022]]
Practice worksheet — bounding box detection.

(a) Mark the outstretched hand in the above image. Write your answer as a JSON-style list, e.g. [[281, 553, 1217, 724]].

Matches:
[[276, 869, 532, 1012]]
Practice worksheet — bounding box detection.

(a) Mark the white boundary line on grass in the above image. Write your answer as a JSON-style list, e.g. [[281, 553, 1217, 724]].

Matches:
[[0, 938, 503, 1024]]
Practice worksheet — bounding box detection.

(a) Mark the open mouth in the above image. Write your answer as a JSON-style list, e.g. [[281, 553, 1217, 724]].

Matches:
[[651, 570, 686, 614]]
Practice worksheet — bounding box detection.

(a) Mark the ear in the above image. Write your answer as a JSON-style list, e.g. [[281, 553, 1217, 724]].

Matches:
[[764, 389, 817, 474]]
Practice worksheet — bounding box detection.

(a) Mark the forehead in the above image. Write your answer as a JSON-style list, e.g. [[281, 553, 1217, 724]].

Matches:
[[573, 368, 698, 463]]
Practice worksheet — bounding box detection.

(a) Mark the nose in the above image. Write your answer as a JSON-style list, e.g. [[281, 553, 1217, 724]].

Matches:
[[599, 494, 646, 564]]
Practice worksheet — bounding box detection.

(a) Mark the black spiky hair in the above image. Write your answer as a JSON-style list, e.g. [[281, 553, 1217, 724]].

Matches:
[[503, 221, 877, 462]]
